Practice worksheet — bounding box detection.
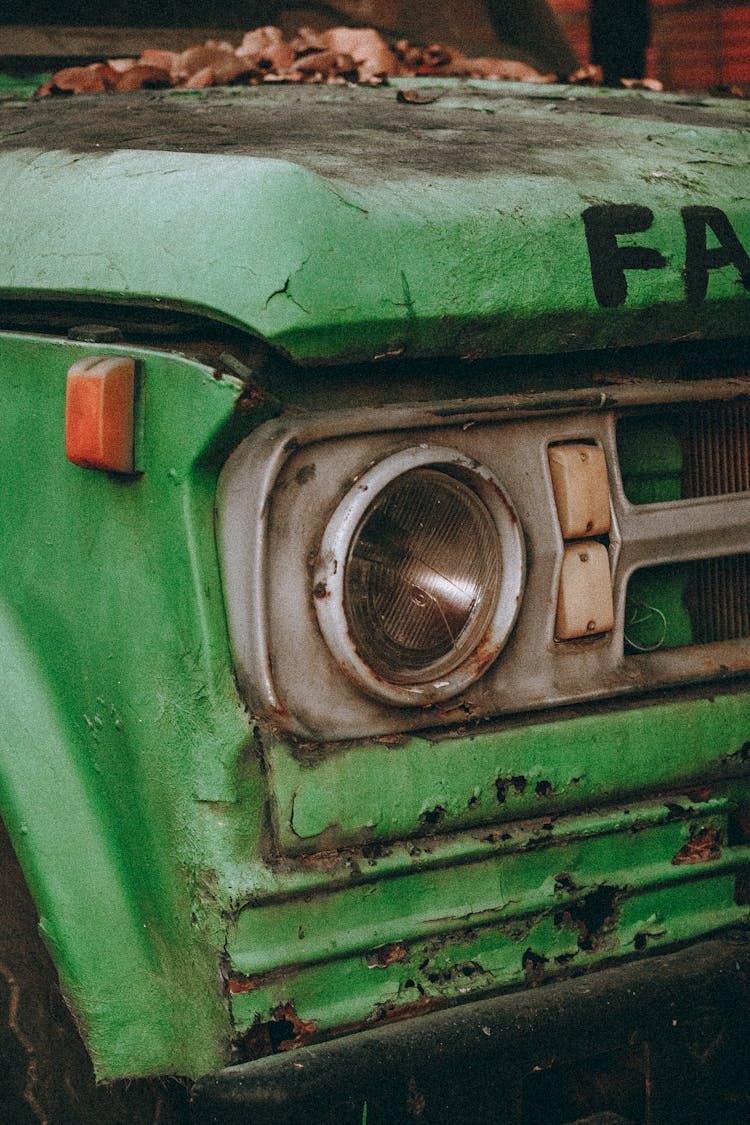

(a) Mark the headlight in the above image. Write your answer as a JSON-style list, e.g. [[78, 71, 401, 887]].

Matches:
[[314, 446, 525, 706]]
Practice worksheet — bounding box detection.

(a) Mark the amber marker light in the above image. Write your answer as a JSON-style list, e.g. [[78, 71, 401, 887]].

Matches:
[[65, 356, 136, 473]]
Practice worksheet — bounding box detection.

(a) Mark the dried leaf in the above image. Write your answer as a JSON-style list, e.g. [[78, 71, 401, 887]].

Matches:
[[113, 64, 171, 91], [106, 57, 137, 73], [621, 76, 664, 92], [292, 49, 356, 76], [396, 88, 439, 104], [463, 56, 557, 82], [139, 48, 180, 73], [569, 64, 603, 86], [184, 66, 217, 89], [290, 27, 328, 56], [323, 27, 400, 82], [173, 43, 237, 82], [36, 63, 118, 96]]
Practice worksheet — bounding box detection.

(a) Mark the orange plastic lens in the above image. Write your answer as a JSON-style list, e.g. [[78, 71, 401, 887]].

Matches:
[[65, 355, 136, 473]]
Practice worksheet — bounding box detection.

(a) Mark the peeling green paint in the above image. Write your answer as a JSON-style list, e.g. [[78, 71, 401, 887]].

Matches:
[[1, 80, 750, 1081], [228, 796, 749, 1039], [267, 692, 750, 849], [0, 332, 269, 1077]]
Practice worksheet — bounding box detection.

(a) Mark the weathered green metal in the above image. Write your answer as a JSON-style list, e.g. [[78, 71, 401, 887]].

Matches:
[[0, 83, 749, 367], [0, 79, 749, 1087], [0, 331, 269, 1077], [265, 691, 750, 849], [228, 794, 750, 1038]]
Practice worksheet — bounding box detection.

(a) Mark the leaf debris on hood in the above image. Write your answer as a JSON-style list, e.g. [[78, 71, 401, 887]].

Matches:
[[35, 24, 564, 97]]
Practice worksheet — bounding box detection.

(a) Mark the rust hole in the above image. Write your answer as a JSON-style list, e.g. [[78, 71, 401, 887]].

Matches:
[[553, 884, 620, 952], [672, 825, 723, 865], [522, 948, 548, 988], [236, 1002, 317, 1061], [495, 776, 527, 804], [553, 872, 577, 895], [367, 942, 409, 968], [420, 806, 446, 827]]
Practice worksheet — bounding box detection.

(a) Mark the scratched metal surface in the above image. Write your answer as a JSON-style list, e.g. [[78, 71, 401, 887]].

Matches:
[[1, 82, 750, 177], [1, 81, 750, 364]]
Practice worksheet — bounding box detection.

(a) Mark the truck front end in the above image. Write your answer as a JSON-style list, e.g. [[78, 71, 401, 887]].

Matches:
[[1, 79, 750, 1123]]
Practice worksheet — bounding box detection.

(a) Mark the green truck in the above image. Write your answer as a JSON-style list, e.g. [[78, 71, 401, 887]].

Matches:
[[2, 12, 750, 1124]]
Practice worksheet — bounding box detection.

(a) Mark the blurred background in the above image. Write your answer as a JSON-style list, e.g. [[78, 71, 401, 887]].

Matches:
[[2, 0, 749, 91], [553, 0, 750, 92]]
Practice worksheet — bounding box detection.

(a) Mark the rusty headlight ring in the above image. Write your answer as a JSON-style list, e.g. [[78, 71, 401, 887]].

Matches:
[[313, 445, 525, 707]]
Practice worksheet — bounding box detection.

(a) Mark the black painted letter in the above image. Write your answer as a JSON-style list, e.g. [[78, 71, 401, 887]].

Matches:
[[682, 206, 750, 303], [582, 204, 667, 307]]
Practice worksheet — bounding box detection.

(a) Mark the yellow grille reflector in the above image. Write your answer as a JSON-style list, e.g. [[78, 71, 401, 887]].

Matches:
[[556, 541, 615, 640], [549, 443, 611, 538]]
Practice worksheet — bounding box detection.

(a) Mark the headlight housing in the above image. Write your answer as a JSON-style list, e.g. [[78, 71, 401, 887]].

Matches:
[[314, 446, 524, 706]]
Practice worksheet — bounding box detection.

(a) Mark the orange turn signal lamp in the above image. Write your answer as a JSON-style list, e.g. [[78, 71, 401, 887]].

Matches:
[[65, 356, 136, 474]]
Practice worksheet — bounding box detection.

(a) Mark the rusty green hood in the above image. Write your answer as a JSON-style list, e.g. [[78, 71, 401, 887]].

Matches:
[[1, 80, 750, 364]]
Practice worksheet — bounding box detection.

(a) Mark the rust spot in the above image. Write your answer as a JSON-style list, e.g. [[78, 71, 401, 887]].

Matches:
[[247, 1002, 317, 1059], [554, 951, 578, 966], [367, 942, 409, 968], [270, 701, 291, 723], [469, 635, 502, 676], [295, 848, 351, 873], [295, 463, 316, 485], [438, 700, 478, 722], [370, 996, 437, 1025], [672, 825, 723, 865], [554, 872, 577, 895], [686, 785, 714, 802], [423, 960, 486, 985], [226, 973, 262, 995], [235, 1002, 318, 1061], [522, 948, 547, 988], [312, 581, 329, 599], [481, 830, 513, 843], [233, 385, 268, 413], [362, 842, 392, 863], [420, 806, 446, 828], [554, 885, 621, 951], [495, 776, 527, 804]]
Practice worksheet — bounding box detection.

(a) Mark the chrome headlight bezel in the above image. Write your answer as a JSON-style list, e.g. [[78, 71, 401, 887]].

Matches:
[[313, 445, 524, 707]]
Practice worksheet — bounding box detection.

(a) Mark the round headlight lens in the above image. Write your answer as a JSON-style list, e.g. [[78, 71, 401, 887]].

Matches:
[[314, 446, 525, 706], [345, 469, 500, 683]]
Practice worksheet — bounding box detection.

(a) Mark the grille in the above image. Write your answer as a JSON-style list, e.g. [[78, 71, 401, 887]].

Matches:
[[681, 402, 750, 498], [620, 400, 750, 653], [687, 553, 750, 644]]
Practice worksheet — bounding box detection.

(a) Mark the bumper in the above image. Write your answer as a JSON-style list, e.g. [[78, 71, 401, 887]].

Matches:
[[192, 932, 750, 1125]]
